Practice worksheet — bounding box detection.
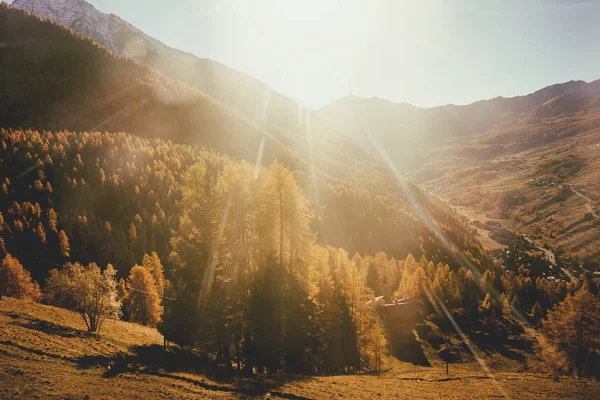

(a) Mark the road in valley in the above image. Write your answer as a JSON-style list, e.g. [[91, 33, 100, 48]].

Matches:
[[427, 190, 576, 280], [570, 187, 598, 219]]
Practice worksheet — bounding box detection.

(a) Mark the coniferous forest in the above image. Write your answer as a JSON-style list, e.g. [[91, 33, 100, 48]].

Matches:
[[1, 3, 600, 391]]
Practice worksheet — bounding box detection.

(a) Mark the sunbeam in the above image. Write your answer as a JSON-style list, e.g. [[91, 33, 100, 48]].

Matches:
[[366, 130, 535, 328], [422, 284, 511, 399]]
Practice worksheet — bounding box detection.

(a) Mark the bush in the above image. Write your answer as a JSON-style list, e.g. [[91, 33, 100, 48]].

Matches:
[[0, 253, 41, 301]]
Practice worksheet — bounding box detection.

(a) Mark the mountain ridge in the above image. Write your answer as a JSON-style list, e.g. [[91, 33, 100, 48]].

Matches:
[[322, 79, 600, 112]]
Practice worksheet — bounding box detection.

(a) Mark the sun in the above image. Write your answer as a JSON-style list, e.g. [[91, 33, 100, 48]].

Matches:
[[267, 0, 341, 23]]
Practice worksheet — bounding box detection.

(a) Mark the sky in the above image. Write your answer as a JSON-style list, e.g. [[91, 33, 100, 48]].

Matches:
[[86, 0, 600, 109]]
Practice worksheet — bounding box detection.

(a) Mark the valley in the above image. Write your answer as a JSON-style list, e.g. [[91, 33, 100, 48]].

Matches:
[[1, 1, 600, 399]]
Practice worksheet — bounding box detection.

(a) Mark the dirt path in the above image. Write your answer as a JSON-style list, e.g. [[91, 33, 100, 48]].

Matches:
[[523, 236, 574, 281], [570, 187, 598, 219]]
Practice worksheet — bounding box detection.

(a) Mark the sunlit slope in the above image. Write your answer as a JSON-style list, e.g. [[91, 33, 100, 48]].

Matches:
[[0, 128, 489, 283], [2, 297, 598, 400], [10, 0, 384, 179], [317, 81, 600, 169], [405, 96, 600, 264], [0, 4, 300, 170], [0, 5, 489, 263]]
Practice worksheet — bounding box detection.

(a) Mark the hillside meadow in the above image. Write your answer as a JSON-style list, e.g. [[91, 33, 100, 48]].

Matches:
[[1, 297, 599, 399]]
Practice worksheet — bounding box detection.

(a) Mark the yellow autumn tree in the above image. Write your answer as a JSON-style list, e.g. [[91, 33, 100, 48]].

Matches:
[[124, 265, 162, 327], [58, 230, 70, 257], [142, 251, 165, 297], [542, 284, 600, 377], [259, 161, 314, 275], [0, 253, 41, 301]]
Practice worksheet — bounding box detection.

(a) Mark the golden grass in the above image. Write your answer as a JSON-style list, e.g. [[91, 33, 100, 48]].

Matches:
[[1, 297, 599, 399]]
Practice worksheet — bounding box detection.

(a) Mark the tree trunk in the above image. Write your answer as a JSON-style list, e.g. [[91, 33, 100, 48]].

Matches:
[[279, 184, 284, 267], [289, 222, 294, 274]]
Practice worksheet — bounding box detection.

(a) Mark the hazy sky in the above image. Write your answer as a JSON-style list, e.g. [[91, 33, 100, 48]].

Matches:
[[87, 0, 600, 109]]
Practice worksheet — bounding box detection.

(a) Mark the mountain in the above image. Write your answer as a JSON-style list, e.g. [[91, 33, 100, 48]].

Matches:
[[10, 0, 372, 178], [317, 80, 600, 169], [0, 4, 489, 264], [4, 1, 387, 178], [318, 84, 600, 266], [9, 0, 253, 105]]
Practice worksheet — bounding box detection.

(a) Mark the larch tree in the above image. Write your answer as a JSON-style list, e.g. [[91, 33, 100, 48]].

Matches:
[[0, 253, 41, 301], [211, 162, 260, 369], [128, 222, 137, 241], [260, 161, 313, 275], [58, 230, 70, 257], [160, 161, 212, 347], [142, 251, 165, 297], [124, 265, 162, 326], [212, 162, 260, 274], [542, 284, 600, 377]]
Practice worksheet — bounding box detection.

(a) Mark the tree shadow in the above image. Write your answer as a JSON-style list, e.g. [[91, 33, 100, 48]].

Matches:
[[0, 339, 77, 362], [17, 317, 91, 339], [388, 332, 431, 366], [77, 345, 313, 399], [506, 337, 534, 352], [469, 333, 531, 362]]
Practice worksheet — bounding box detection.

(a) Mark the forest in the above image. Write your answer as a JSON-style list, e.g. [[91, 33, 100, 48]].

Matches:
[[0, 127, 599, 376], [1, 3, 600, 382], [0, 3, 484, 261]]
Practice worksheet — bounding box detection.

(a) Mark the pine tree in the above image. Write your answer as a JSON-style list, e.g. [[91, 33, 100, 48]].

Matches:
[[532, 301, 544, 324], [0, 237, 6, 259], [248, 254, 284, 373]]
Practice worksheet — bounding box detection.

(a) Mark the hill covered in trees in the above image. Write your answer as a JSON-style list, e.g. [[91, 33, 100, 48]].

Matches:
[[2, 126, 600, 377], [2, 1, 600, 389], [0, 4, 487, 262], [10, 0, 383, 182]]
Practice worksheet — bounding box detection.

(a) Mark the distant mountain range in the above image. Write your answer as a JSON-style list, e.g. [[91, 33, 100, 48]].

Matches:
[[317, 80, 600, 167], [12, 0, 600, 169]]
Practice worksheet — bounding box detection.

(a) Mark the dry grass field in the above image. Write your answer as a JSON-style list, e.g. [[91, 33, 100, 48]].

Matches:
[[1, 297, 599, 399]]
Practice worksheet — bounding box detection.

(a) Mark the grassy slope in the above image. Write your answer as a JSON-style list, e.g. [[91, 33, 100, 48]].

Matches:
[[1, 297, 598, 399], [412, 123, 600, 265]]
